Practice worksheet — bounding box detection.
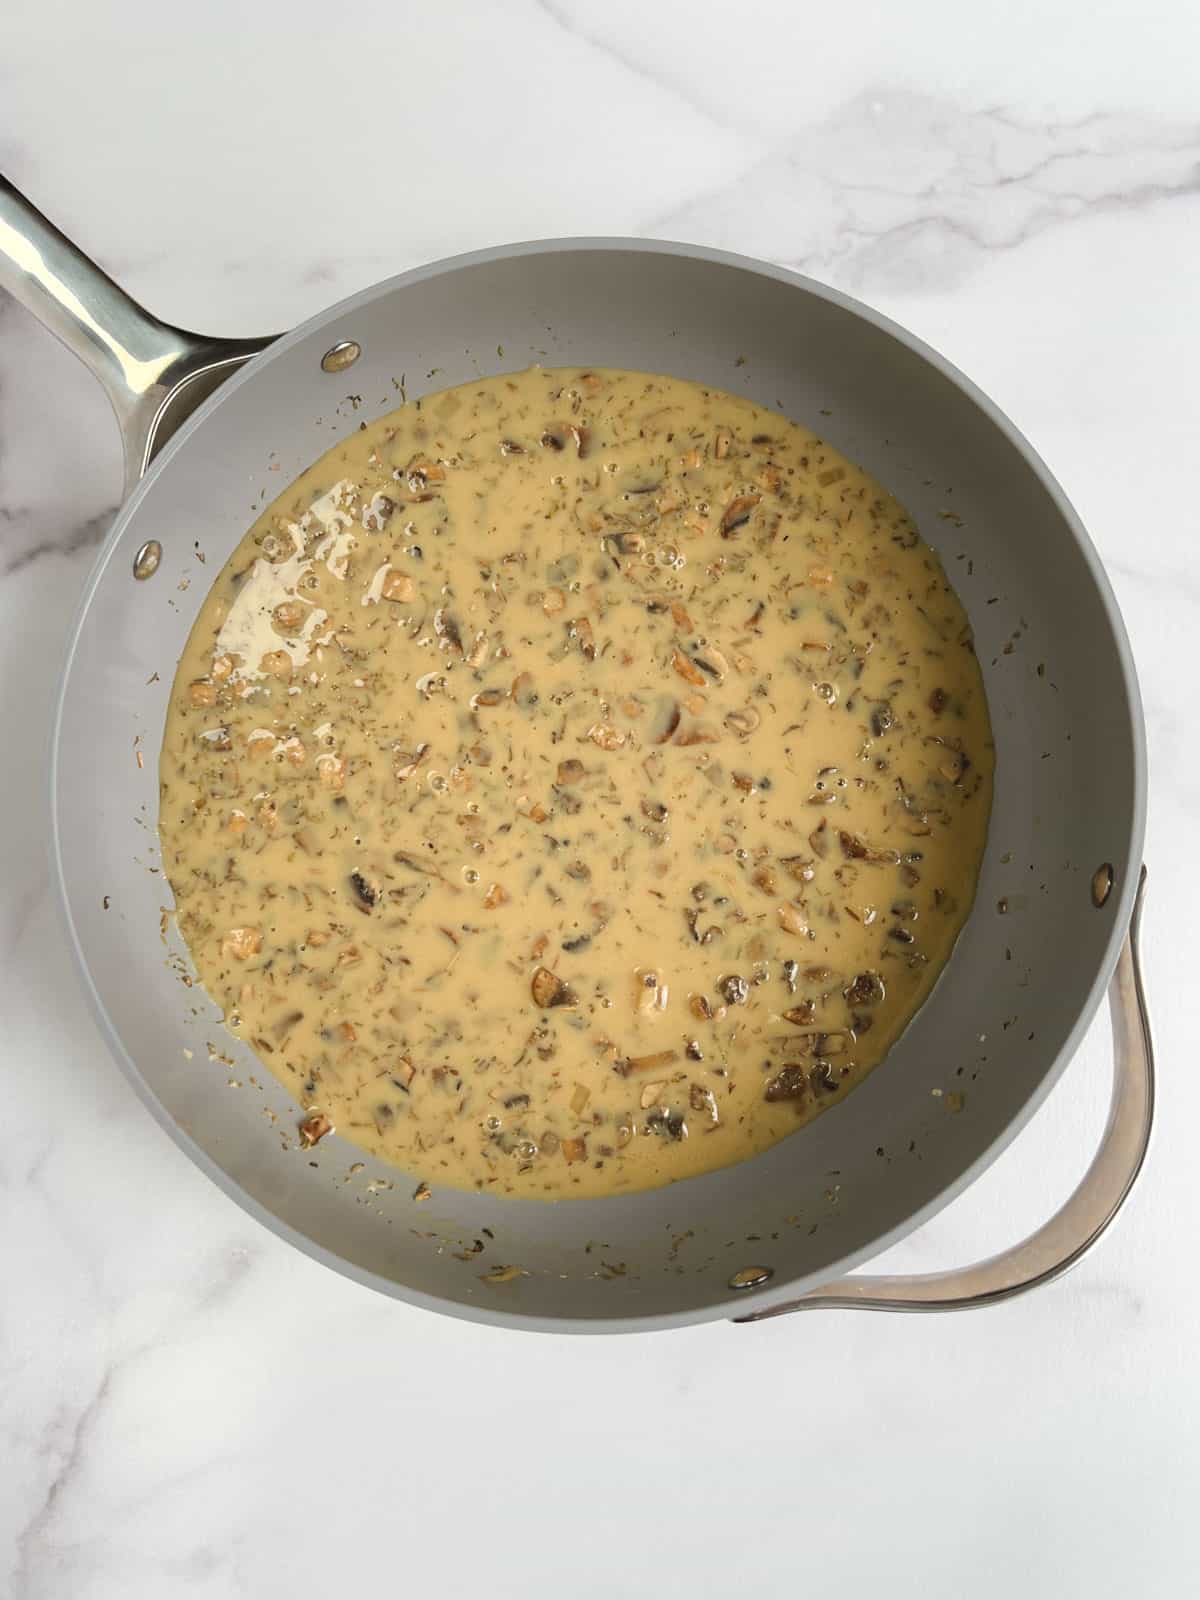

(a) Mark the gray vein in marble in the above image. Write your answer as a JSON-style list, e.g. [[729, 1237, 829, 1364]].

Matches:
[[533, 0, 754, 136], [9, 1246, 261, 1598], [642, 91, 1200, 293], [12, 1373, 113, 1600], [1, 505, 116, 577]]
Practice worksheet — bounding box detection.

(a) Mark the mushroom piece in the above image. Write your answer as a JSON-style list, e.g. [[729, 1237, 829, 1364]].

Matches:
[[674, 722, 721, 746], [689, 1083, 720, 1124], [381, 570, 415, 603], [719, 974, 750, 1006], [470, 688, 505, 709], [650, 698, 682, 744], [531, 966, 578, 1008], [724, 706, 761, 738], [299, 1112, 334, 1147], [222, 926, 262, 961], [845, 970, 886, 1006], [634, 967, 670, 1015], [720, 493, 761, 537], [586, 722, 626, 751], [692, 644, 730, 684], [568, 616, 597, 661], [672, 649, 707, 687], [619, 1049, 678, 1077], [782, 1003, 817, 1027], [838, 830, 900, 865], [780, 856, 816, 884], [348, 871, 380, 911], [434, 607, 464, 654], [764, 1065, 808, 1103], [393, 743, 431, 780]]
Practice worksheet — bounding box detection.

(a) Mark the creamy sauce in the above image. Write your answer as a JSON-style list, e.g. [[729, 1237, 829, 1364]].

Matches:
[[159, 367, 992, 1199]]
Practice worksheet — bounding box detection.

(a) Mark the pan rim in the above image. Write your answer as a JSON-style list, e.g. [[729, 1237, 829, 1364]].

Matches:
[[47, 235, 1148, 1331]]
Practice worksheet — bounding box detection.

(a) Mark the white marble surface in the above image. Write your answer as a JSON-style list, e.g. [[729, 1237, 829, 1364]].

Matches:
[[2, 2, 1198, 1594]]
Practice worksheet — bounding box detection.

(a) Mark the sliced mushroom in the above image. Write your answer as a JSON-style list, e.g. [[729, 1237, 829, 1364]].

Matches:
[[434, 607, 464, 654], [608, 531, 645, 556], [651, 698, 682, 744], [566, 423, 589, 458], [780, 856, 815, 884], [299, 1112, 334, 1147], [720, 493, 761, 537], [845, 970, 885, 1006], [674, 721, 720, 746], [470, 687, 505, 709], [725, 706, 761, 737], [692, 644, 729, 683], [381, 570, 415, 603], [672, 649, 707, 687], [782, 1002, 817, 1026], [393, 743, 431, 780], [838, 830, 900, 864], [349, 871, 380, 911], [764, 1065, 808, 1103], [222, 926, 262, 960], [531, 966, 578, 1008], [634, 967, 670, 1015], [689, 1083, 720, 1123], [569, 616, 596, 661], [510, 671, 537, 709], [620, 1049, 679, 1076]]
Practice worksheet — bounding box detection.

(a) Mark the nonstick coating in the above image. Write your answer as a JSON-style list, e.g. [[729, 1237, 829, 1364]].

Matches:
[[51, 241, 1146, 1330]]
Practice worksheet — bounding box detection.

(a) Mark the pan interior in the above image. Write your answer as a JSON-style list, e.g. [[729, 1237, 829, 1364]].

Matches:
[[53, 244, 1143, 1327]]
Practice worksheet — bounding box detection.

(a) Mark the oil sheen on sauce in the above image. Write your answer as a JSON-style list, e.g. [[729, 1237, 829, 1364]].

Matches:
[[159, 367, 993, 1200]]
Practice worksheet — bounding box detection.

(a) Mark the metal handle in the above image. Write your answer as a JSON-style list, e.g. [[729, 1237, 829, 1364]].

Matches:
[[0, 174, 273, 492], [739, 866, 1153, 1320]]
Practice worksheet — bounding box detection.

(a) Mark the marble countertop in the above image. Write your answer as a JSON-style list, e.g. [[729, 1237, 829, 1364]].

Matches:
[[3, 2, 1197, 1595]]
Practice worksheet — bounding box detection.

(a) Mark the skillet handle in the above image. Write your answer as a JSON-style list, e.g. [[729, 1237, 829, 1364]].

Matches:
[[0, 174, 273, 494], [737, 867, 1153, 1320]]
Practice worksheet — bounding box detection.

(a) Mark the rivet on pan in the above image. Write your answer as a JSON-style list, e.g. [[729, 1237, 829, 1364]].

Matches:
[[729, 1265, 774, 1291], [1092, 863, 1114, 908], [321, 340, 362, 374], [133, 539, 162, 580]]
